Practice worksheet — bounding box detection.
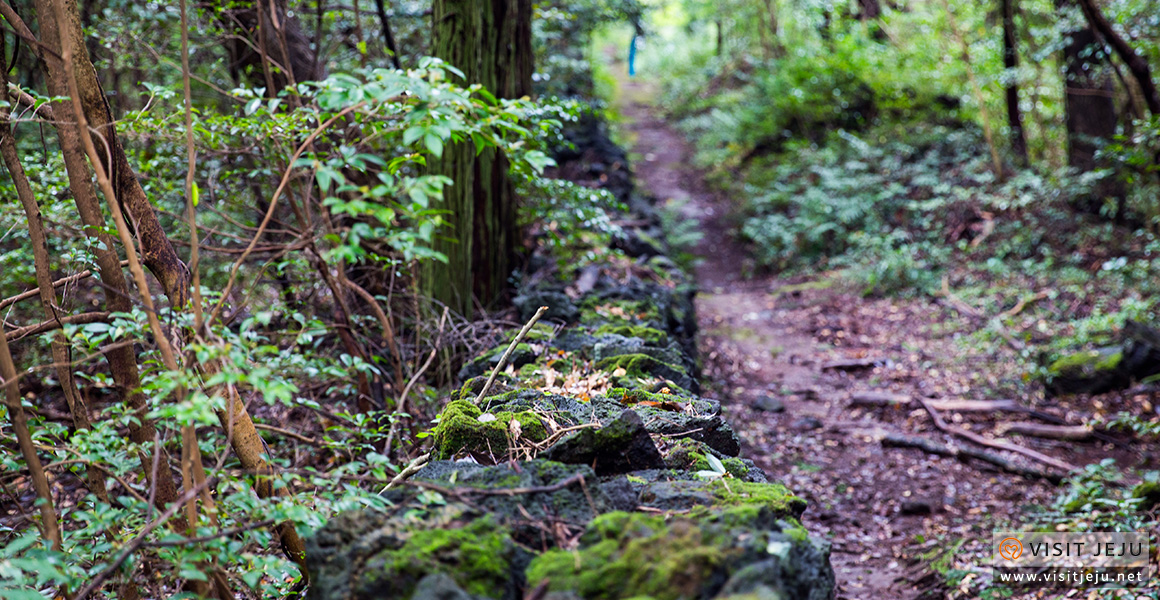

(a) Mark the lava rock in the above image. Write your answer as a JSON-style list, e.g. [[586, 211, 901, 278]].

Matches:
[[544, 409, 666, 475], [753, 395, 786, 413], [514, 290, 579, 323], [791, 416, 824, 431], [899, 500, 934, 515]]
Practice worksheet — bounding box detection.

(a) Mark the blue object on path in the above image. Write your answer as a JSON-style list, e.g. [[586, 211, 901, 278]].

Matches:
[[628, 36, 638, 77]]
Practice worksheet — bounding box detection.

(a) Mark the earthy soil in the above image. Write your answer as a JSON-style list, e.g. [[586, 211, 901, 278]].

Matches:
[[612, 75, 1148, 599]]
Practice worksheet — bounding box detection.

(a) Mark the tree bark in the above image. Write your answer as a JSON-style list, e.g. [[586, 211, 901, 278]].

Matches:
[[30, 0, 187, 522], [426, 0, 531, 317], [1002, 0, 1028, 164], [0, 38, 113, 506], [220, 0, 324, 94], [33, 0, 191, 308], [1059, 9, 1124, 208], [0, 324, 62, 551]]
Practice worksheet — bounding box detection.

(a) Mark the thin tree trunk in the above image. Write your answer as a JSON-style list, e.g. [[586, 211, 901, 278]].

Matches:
[[761, 0, 783, 58], [221, 0, 324, 94], [0, 331, 61, 551], [36, 0, 191, 308], [29, 0, 188, 524], [0, 41, 111, 507], [1002, 0, 1028, 164], [940, 0, 1004, 180], [374, 0, 403, 69]]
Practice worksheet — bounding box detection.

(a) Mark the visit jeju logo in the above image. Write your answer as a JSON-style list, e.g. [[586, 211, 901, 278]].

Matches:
[[999, 537, 1024, 561]]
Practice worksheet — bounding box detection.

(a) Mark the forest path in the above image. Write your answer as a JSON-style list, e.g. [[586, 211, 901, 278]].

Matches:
[[611, 71, 1059, 599]]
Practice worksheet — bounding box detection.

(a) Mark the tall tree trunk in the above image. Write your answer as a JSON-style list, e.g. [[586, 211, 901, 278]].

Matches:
[[426, 0, 531, 317], [1075, 0, 1159, 115], [1059, 8, 1124, 209], [1002, 0, 1028, 164], [760, 0, 783, 58], [220, 0, 324, 94], [857, 0, 886, 40]]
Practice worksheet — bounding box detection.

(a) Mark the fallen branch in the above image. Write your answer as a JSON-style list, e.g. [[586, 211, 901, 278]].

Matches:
[[997, 422, 1093, 441], [253, 423, 321, 446], [916, 398, 1078, 474], [821, 357, 886, 371], [882, 432, 1063, 483], [849, 391, 911, 406], [1000, 291, 1050, 319], [0, 263, 126, 312], [849, 393, 1020, 413], [935, 277, 1025, 351]]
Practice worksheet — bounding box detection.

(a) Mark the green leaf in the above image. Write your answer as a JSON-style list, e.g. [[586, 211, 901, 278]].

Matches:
[[705, 453, 727, 475], [424, 133, 443, 158]]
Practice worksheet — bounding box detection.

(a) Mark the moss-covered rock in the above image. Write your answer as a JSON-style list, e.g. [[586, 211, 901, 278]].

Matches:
[[596, 353, 695, 391], [432, 400, 547, 461], [413, 459, 634, 544], [663, 438, 750, 479], [594, 323, 670, 345], [525, 507, 833, 600], [543, 409, 667, 474], [1044, 347, 1128, 397], [452, 374, 519, 403], [359, 515, 517, 599], [305, 506, 522, 600], [459, 343, 540, 380]]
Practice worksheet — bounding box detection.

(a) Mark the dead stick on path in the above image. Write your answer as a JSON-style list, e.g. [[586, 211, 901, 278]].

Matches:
[[916, 398, 1078, 474], [480, 306, 549, 408], [382, 452, 431, 492], [881, 432, 1063, 483]]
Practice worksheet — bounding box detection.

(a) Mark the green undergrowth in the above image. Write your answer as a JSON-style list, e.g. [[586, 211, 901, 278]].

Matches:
[[709, 123, 1160, 388]]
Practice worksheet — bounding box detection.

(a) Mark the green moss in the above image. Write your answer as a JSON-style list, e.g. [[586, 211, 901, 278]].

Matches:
[[1048, 349, 1122, 375], [1132, 481, 1160, 511], [708, 480, 807, 520], [506, 322, 555, 343], [606, 387, 666, 404], [595, 324, 670, 345], [579, 298, 663, 327], [525, 512, 732, 600], [770, 280, 834, 296], [518, 363, 546, 387], [596, 354, 687, 380], [1096, 351, 1123, 371], [432, 400, 547, 460], [362, 515, 513, 598], [453, 374, 517, 402]]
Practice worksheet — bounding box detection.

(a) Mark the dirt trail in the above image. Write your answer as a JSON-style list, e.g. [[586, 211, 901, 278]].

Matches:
[[614, 77, 1064, 599]]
